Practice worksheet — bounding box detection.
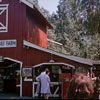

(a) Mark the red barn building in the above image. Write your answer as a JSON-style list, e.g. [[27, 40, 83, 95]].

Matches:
[[0, 0, 94, 98]]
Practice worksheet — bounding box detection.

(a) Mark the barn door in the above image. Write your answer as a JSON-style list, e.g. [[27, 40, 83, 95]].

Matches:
[[62, 73, 71, 99]]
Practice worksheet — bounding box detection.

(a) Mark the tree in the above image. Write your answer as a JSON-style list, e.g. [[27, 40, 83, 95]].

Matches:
[[52, 0, 85, 57], [81, 0, 100, 35], [40, 0, 100, 60]]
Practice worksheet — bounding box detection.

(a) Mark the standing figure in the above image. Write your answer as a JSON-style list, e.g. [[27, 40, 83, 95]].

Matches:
[[36, 68, 51, 99]]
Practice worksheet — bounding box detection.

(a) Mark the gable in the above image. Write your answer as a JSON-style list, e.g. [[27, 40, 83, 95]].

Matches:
[[20, 0, 53, 29]]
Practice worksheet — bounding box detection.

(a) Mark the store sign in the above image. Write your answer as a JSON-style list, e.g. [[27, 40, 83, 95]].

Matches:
[[0, 56, 4, 62], [0, 40, 17, 48], [22, 68, 32, 77]]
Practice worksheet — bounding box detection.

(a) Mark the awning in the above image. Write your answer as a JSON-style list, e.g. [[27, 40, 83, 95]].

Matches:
[[33, 62, 75, 69]]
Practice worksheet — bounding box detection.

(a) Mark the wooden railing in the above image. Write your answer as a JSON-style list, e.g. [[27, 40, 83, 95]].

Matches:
[[32, 82, 60, 98]]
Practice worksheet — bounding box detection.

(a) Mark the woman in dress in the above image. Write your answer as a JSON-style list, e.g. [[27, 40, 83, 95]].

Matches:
[[36, 68, 51, 99]]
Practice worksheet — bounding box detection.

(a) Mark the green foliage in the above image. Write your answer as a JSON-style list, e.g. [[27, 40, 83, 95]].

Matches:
[[39, 0, 100, 60], [81, 0, 100, 35]]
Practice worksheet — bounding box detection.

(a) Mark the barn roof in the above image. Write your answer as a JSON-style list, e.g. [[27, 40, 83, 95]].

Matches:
[[20, 0, 53, 29], [93, 61, 100, 65], [23, 40, 93, 66]]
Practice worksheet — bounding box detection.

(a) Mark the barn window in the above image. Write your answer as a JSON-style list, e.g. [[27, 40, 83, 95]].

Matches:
[[0, 4, 9, 32]]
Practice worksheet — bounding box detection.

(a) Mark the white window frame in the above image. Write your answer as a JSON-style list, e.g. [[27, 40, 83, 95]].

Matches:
[[0, 4, 9, 32]]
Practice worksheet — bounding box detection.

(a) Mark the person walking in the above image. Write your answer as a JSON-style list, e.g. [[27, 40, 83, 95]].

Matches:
[[36, 68, 51, 99]]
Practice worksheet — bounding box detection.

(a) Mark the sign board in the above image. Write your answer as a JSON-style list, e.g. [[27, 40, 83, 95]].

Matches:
[[0, 56, 4, 62], [0, 40, 17, 48], [22, 68, 32, 77]]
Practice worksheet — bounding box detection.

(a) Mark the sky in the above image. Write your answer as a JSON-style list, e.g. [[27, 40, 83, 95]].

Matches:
[[38, 0, 59, 14]]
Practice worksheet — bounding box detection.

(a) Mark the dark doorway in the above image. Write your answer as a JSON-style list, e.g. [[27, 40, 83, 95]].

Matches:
[[0, 59, 20, 96]]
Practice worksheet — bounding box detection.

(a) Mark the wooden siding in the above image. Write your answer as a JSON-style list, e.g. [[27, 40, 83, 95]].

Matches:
[[26, 7, 47, 48], [0, 0, 48, 96], [24, 47, 91, 68], [0, 0, 47, 61], [22, 79, 32, 97], [0, 0, 26, 61]]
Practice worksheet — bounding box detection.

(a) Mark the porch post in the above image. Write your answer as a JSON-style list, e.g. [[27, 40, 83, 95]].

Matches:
[[32, 68, 35, 97], [90, 67, 92, 78]]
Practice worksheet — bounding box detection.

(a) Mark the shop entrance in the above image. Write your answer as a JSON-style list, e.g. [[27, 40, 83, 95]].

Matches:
[[0, 57, 22, 97], [32, 62, 75, 99]]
